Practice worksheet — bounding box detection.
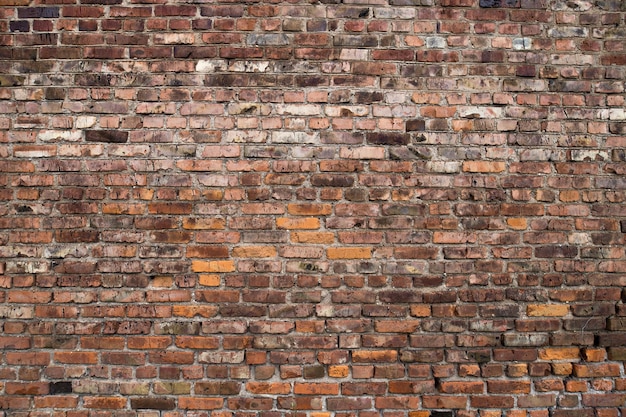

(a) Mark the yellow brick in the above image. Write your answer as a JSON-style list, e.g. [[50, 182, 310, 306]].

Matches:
[[199, 274, 220, 287], [552, 362, 574, 375], [329, 365, 349, 378], [507, 218, 527, 230], [232, 246, 277, 258], [276, 217, 320, 230], [291, 232, 335, 244], [539, 348, 580, 361], [311, 413, 332, 417], [527, 304, 569, 317], [191, 260, 235, 273], [409, 413, 430, 417], [327, 247, 372, 259]]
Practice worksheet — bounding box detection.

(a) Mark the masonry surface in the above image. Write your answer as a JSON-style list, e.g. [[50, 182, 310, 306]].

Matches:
[[1, 0, 626, 415]]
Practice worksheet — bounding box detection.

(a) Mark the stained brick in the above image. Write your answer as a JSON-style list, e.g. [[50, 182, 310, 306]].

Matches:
[[131, 397, 176, 410], [85, 130, 128, 143]]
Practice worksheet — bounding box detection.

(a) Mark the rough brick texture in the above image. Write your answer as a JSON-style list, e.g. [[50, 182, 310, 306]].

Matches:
[[1, 0, 626, 415]]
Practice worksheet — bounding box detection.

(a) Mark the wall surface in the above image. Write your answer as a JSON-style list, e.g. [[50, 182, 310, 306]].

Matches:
[[1, 0, 626, 415]]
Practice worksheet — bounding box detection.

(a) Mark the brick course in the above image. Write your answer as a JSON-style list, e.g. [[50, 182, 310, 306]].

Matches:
[[1, 0, 626, 415]]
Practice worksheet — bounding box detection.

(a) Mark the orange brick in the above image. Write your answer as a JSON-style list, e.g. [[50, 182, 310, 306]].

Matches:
[[582, 348, 606, 362], [410, 305, 431, 317], [287, 203, 332, 216], [507, 218, 527, 230], [192, 260, 236, 273], [539, 348, 580, 361], [276, 217, 320, 230], [198, 274, 221, 286], [173, 305, 218, 318], [327, 247, 372, 259], [559, 190, 580, 202], [291, 232, 335, 244], [352, 350, 397, 363], [102, 203, 146, 215], [294, 382, 339, 395], [573, 363, 621, 378], [329, 365, 350, 378], [527, 304, 569, 317], [232, 246, 277, 258], [507, 364, 528, 377], [566, 380, 588, 392], [462, 161, 506, 173], [246, 382, 291, 395], [203, 189, 224, 200], [151, 276, 173, 287]]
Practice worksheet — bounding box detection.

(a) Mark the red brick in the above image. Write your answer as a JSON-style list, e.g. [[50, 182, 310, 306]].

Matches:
[[0, 5, 624, 415]]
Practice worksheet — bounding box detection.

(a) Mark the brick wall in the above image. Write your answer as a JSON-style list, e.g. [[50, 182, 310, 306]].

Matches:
[[1, 0, 626, 415]]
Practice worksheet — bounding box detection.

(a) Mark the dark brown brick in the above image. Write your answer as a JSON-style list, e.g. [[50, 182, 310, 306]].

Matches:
[[85, 130, 128, 143], [366, 132, 411, 146], [131, 398, 176, 410]]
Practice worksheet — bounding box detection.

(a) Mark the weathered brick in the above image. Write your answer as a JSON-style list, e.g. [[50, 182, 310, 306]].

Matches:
[[0, 3, 624, 415]]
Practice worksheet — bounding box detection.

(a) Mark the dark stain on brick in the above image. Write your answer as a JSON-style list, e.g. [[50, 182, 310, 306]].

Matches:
[[0, 75, 26, 87], [406, 119, 425, 132], [432, 411, 455, 417], [480, 0, 519, 6], [10, 21, 29, 32], [366, 132, 410, 146], [85, 130, 129, 143], [50, 381, 72, 395], [311, 174, 355, 187], [18, 7, 59, 18], [131, 397, 176, 410]]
